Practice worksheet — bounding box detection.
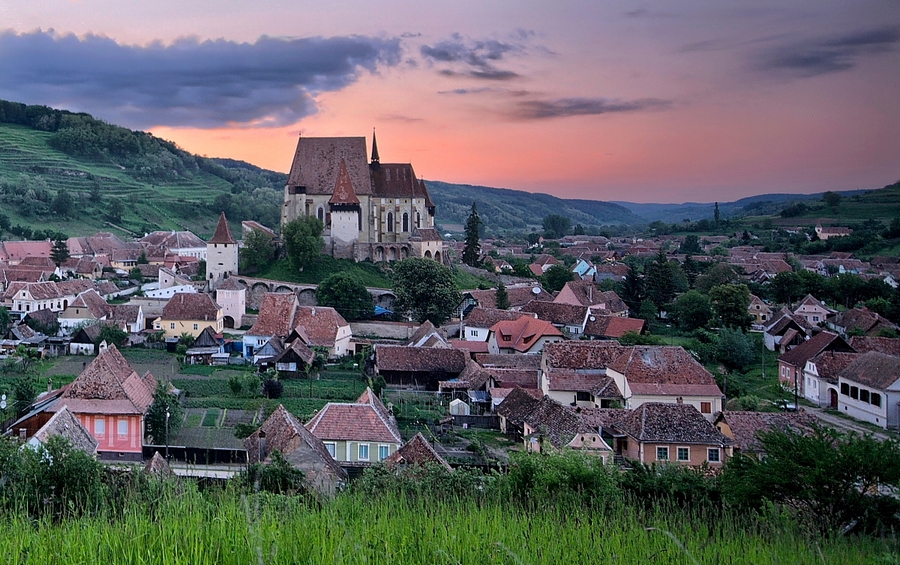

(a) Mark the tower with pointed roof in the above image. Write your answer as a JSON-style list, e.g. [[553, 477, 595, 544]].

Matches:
[[281, 131, 442, 262], [206, 212, 239, 290]]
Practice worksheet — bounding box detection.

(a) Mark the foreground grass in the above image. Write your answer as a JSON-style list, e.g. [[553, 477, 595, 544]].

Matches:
[[0, 490, 892, 564]]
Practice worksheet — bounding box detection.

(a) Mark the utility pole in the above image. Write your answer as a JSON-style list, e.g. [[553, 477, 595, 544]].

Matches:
[[165, 408, 170, 460]]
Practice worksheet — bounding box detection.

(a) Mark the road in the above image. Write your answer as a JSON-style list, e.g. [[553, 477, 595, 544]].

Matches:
[[804, 406, 894, 442]]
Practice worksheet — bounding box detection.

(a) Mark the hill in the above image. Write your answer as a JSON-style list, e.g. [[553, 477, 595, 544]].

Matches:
[[426, 180, 643, 234], [0, 100, 285, 239]]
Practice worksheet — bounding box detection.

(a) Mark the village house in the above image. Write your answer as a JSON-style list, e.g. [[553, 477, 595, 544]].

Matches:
[[242, 293, 351, 359], [582, 315, 645, 340], [383, 432, 453, 471], [213, 277, 246, 329], [802, 350, 859, 408], [748, 294, 773, 327], [714, 410, 817, 456], [374, 346, 469, 389], [486, 316, 564, 355], [521, 396, 613, 459], [764, 307, 816, 352], [23, 406, 99, 456], [837, 352, 900, 429], [153, 292, 223, 338], [138, 229, 208, 262], [305, 388, 403, 466], [521, 300, 592, 335], [827, 308, 898, 338], [793, 294, 836, 326], [461, 307, 535, 343], [245, 404, 348, 496], [815, 223, 853, 240], [778, 331, 854, 398], [58, 289, 111, 332], [553, 280, 629, 317], [2, 280, 94, 316], [459, 284, 552, 314]]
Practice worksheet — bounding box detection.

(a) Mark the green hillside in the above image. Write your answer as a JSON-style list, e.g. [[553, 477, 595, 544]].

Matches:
[[427, 180, 643, 235], [0, 100, 285, 239]]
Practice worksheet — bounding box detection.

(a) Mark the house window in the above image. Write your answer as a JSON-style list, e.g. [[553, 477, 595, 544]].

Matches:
[[118, 419, 128, 436], [656, 446, 669, 461], [324, 442, 336, 458], [813, 316, 819, 322], [841, 383, 849, 395], [470, 330, 478, 337], [850, 386, 858, 400], [575, 391, 591, 402], [94, 418, 106, 436], [193, 323, 198, 330], [379, 445, 390, 461], [700, 402, 712, 414], [708, 448, 720, 463], [170, 323, 175, 330], [872, 393, 882, 407], [860, 389, 870, 403], [677, 447, 690, 462], [358, 443, 370, 461]]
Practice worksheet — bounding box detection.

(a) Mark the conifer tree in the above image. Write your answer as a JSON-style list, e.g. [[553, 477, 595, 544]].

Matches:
[[495, 280, 510, 310], [50, 237, 70, 269], [462, 203, 482, 267]]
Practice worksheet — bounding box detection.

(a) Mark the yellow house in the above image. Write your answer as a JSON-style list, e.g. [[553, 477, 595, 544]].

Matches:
[[154, 292, 223, 338]]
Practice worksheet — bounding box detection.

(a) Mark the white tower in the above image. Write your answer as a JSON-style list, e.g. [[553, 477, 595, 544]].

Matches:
[[207, 212, 239, 290]]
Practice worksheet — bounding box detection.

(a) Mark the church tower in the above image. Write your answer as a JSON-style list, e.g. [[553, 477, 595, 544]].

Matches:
[[329, 159, 362, 259], [207, 212, 239, 290]]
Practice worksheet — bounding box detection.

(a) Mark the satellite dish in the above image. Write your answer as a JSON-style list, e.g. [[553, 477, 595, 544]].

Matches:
[[532, 287, 541, 294], [589, 316, 596, 322], [1, 394, 6, 410]]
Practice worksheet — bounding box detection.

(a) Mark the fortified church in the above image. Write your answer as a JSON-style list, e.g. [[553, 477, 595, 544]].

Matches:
[[281, 133, 443, 263]]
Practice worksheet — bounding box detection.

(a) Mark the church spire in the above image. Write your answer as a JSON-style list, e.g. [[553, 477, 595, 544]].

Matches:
[[370, 128, 380, 168]]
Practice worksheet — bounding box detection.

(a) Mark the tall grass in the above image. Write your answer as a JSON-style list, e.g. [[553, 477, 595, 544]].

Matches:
[[0, 486, 891, 564]]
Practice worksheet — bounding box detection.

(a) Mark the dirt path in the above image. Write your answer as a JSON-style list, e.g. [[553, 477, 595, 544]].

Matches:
[[805, 406, 894, 441]]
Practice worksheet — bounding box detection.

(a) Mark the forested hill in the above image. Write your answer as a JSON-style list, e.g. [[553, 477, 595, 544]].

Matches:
[[0, 99, 286, 239], [426, 180, 643, 234]]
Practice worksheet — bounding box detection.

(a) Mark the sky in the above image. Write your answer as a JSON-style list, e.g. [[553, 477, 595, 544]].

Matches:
[[1, 1, 898, 203]]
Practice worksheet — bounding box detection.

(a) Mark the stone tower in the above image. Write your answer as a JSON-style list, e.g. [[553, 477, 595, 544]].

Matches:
[[206, 212, 239, 290]]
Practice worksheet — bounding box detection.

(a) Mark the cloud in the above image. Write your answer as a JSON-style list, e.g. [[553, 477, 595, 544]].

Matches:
[[0, 29, 402, 128], [756, 26, 899, 77], [509, 97, 671, 120], [420, 33, 530, 80]]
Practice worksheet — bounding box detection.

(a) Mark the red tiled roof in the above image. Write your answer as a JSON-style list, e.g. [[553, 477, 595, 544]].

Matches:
[[57, 345, 156, 415], [306, 388, 402, 444], [208, 213, 237, 245], [383, 432, 452, 471], [583, 315, 645, 338], [617, 403, 731, 445], [779, 331, 853, 368], [292, 306, 348, 347], [609, 346, 720, 390], [717, 410, 817, 453], [839, 351, 900, 390], [376, 345, 468, 373], [248, 293, 299, 336], [542, 341, 631, 370], [521, 300, 589, 327], [464, 307, 533, 328], [490, 317, 563, 353], [161, 293, 221, 322], [849, 336, 900, 357], [328, 159, 360, 205]]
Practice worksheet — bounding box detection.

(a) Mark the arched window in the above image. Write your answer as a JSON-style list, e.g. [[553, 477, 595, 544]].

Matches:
[[402, 213, 409, 232], [387, 212, 394, 233], [317, 206, 324, 223], [416, 212, 421, 228]]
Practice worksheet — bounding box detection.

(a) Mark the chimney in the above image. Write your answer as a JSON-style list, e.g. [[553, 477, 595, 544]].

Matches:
[[258, 430, 267, 462], [48, 378, 53, 393]]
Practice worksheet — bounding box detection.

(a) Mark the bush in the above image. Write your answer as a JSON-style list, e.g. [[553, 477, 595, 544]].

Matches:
[[262, 378, 284, 399]]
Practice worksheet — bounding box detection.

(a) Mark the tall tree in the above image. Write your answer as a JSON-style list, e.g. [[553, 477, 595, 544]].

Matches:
[[542, 264, 574, 292], [107, 197, 125, 224], [621, 259, 644, 315], [316, 272, 374, 321], [644, 250, 677, 316], [282, 216, 324, 272], [714, 202, 720, 223], [51, 188, 74, 217], [495, 280, 510, 310], [709, 283, 753, 330], [462, 202, 482, 267], [50, 237, 70, 269], [240, 228, 275, 274], [669, 290, 714, 331], [392, 258, 461, 325], [145, 381, 184, 445], [542, 214, 571, 239]]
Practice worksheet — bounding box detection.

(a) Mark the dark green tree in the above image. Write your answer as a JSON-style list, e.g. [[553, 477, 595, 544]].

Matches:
[[137, 250, 149, 264], [669, 290, 714, 331], [621, 259, 644, 315], [678, 235, 702, 255], [240, 228, 276, 274], [542, 264, 574, 292], [283, 216, 324, 271], [50, 188, 74, 217], [97, 324, 128, 348], [129, 267, 143, 283], [0, 306, 11, 330], [713, 202, 720, 223], [145, 381, 184, 445], [316, 272, 374, 321], [709, 283, 752, 330], [770, 271, 802, 305], [107, 197, 125, 223], [694, 263, 740, 294], [644, 250, 678, 316], [392, 258, 461, 325], [542, 214, 571, 239], [461, 203, 482, 267], [12, 373, 37, 416], [822, 191, 842, 208], [716, 327, 756, 370], [50, 238, 70, 269], [495, 280, 510, 310]]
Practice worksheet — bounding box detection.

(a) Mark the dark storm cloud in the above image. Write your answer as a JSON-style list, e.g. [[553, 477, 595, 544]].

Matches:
[[420, 33, 527, 80], [0, 29, 402, 128], [509, 97, 671, 120], [756, 26, 900, 77]]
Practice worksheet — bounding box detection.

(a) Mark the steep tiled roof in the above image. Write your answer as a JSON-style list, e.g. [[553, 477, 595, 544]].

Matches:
[[610, 346, 722, 396], [833, 309, 898, 336], [408, 228, 442, 242], [779, 331, 853, 368], [246, 405, 347, 482], [216, 277, 246, 291], [849, 336, 900, 357], [287, 136, 372, 196], [483, 368, 539, 389], [208, 213, 238, 245], [808, 351, 858, 383], [32, 405, 99, 454], [583, 315, 645, 339], [716, 410, 817, 453], [272, 339, 315, 367], [328, 159, 361, 205], [495, 387, 543, 424], [370, 163, 427, 200], [383, 432, 452, 471], [58, 345, 156, 415], [69, 289, 111, 319], [476, 354, 542, 370], [144, 451, 174, 478], [464, 307, 532, 329], [542, 341, 631, 370], [617, 403, 731, 445], [375, 346, 468, 373], [524, 396, 598, 449], [467, 286, 552, 309], [292, 306, 348, 348], [521, 300, 589, 327], [546, 370, 623, 398], [109, 304, 141, 326], [439, 357, 492, 391], [248, 293, 298, 337], [490, 317, 563, 353], [766, 307, 814, 334], [839, 352, 900, 390], [161, 293, 221, 322], [577, 407, 630, 429], [306, 388, 402, 444], [139, 230, 206, 250]]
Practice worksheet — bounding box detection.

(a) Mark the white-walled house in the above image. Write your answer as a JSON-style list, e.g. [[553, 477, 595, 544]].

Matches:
[[837, 352, 900, 429]]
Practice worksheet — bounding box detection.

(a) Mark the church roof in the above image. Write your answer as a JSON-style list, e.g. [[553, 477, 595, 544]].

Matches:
[[286, 136, 372, 196], [328, 159, 361, 206], [208, 213, 237, 245]]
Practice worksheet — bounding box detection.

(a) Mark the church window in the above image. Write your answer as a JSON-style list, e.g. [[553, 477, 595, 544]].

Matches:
[[317, 206, 324, 223], [387, 212, 394, 233], [402, 213, 409, 232], [358, 211, 362, 231], [416, 212, 421, 228]]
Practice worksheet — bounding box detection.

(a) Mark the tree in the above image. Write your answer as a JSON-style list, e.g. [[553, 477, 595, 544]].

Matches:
[[669, 290, 714, 331], [828, 273, 867, 309], [678, 235, 702, 255], [542, 264, 574, 292], [137, 250, 148, 264], [713, 202, 720, 224], [50, 188, 74, 217], [770, 271, 802, 305], [316, 272, 374, 321], [716, 327, 756, 370], [644, 250, 680, 316], [50, 238, 70, 269], [542, 214, 571, 239], [129, 267, 143, 283], [0, 306, 10, 330], [12, 373, 37, 416], [621, 260, 644, 316], [709, 283, 752, 330], [721, 427, 900, 535], [97, 324, 128, 348], [283, 216, 324, 271], [822, 191, 842, 208], [145, 381, 184, 445], [694, 263, 740, 294], [392, 258, 461, 325], [107, 198, 125, 223], [461, 203, 482, 267], [240, 228, 275, 274], [495, 280, 510, 310]]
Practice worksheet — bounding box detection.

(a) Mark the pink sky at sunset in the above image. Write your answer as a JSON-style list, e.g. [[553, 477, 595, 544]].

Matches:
[[1, 1, 898, 203]]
